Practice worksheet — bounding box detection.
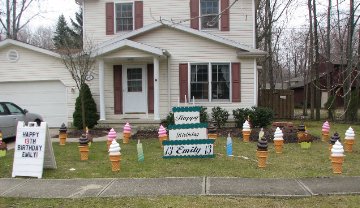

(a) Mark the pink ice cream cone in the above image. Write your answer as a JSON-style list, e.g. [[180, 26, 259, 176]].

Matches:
[[158, 125, 167, 147], [107, 128, 117, 150]]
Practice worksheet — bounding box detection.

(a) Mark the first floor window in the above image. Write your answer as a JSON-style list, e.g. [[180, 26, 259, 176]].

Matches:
[[190, 63, 230, 102], [116, 2, 133, 32]]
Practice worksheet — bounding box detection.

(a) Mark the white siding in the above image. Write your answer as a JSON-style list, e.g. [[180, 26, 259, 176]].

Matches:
[[83, 0, 255, 47], [0, 45, 77, 125], [88, 27, 257, 119]]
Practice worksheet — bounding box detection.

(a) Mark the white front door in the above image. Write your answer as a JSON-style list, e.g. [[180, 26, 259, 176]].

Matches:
[[123, 65, 147, 113]]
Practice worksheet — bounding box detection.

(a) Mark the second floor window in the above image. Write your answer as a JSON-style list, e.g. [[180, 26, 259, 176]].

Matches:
[[200, 0, 219, 30], [116, 3, 133, 32]]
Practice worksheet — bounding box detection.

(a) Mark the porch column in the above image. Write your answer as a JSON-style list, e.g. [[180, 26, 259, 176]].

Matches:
[[154, 56, 160, 120], [99, 59, 106, 120]]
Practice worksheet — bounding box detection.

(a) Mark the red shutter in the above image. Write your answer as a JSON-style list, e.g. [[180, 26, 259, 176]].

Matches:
[[147, 64, 154, 113], [134, 1, 143, 30], [179, 64, 189, 103], [190, 0, 199, 30], [221, 0, 230, 31], [231, 63, 241, 102], [106, 2, 114, 35], [114, 65, 123, 114]]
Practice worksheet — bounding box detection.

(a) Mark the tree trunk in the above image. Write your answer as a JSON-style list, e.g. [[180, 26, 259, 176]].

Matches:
[[326, 0, 333, 119], [265, 0, 274, 90], [12, 0, 17, 40], [6, 0, 11, 38], [308, 0, 314, 119], [313, 0, 320, 120], [81, 90, 86, 131]]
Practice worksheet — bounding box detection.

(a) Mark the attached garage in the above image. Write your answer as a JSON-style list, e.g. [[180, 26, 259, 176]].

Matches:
[[0, 81, 67, 127], [0, 39, 77, 127]]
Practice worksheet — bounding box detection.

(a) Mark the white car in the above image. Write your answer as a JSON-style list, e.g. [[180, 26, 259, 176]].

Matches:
[[0, 102, 43, 140]]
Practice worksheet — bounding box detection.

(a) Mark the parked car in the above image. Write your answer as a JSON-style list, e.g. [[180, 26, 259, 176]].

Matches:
[[0, 102, 43, 140]]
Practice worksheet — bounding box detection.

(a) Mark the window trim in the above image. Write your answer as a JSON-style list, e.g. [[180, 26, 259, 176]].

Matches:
[[114, 0, 135, 32], [188, 62, 232, 103], [199, 0, 221, 31]]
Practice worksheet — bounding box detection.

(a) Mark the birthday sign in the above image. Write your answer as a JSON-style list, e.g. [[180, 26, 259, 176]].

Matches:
[[163, 106, 214, 158], [163, 139, 214, 158], [12, 121, 56, 179]]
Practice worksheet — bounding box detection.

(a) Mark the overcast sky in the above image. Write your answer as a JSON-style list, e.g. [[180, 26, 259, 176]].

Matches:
[[28, 0, 79, 29]]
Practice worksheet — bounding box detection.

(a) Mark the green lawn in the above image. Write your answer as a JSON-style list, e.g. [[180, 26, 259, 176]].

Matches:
[[1, 120, 359, 178]]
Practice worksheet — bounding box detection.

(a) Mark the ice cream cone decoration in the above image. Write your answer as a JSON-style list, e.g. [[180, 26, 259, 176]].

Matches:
[[242, 120, 251, 142], [344, 127, 355, 152], [59, 123, 67, 145], [78, 134, 90, 161], [207, 122, 217, 145], [109, 139, 121, 172], [257, 137, 268, 168], [107, 128, 117, 150], [0, 131, 7, 157], [329, 132, 340, 151], [85, 127, 93, 147], [123, 123, 131, 144], [273, 127, 284, 153], [158, 125, 168, 147], [226, 133, 233, 158], [322, 121, 330, 142], [297, 123, 306, 142], [330, 140, 345, 174]]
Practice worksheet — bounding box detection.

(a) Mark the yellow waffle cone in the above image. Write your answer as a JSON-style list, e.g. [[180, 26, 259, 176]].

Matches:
[[274, 140, 284, 153], [243, 131, 250, 142], [344, 140, 355, 152], [123, 133, 130, 144], [257, 150, 268, 168], [107, 140, 112, 150], [331, 156, 344, 174], [322, 132, 329, 142], [109, 155, 121, 172], [59, 133, 67, 145], [79, 145, 89, 161], [159, 135, 168, 147]]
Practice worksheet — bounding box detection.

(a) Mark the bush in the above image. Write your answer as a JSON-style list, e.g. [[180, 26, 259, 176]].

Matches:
[[211, 106, 229, 129], [161, 106, 209, 128], [232, 108, 253, 128], [233, 107, 274, 128], [73, 83, 100, 129], [251, 106, 274, 128]]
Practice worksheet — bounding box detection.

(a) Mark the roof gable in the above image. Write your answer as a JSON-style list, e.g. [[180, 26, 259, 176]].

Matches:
[[96, 21, 266, 56], [0, 39, 60, 58]]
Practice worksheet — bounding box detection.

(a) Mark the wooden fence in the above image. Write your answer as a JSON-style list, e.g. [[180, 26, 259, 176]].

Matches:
[[258, 89, 294, 119]]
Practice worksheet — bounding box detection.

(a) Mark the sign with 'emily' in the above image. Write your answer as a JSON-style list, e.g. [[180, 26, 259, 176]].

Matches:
[[163, 139, 215, 158], [12, 121, 56, 179]]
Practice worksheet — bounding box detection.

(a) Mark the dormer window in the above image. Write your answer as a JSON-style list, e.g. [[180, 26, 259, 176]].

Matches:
[[116, 2, 134, 32], [200, 0, 219, 30]]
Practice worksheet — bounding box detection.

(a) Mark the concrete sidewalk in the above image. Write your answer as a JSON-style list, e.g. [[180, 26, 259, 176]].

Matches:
[[1, 176, 360, 198]]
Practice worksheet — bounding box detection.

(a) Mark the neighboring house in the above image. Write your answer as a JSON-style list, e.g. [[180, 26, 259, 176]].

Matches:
[[0, 39, 76, 127], [77, 0, 266, 124], [290, 54, 348, 108], [0, 0, 265, 127]]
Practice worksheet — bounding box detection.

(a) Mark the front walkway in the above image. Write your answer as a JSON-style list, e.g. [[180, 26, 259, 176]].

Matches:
[[1, 176, 360, 198]]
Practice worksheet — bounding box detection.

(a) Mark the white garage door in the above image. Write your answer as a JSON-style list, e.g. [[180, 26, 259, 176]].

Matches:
[[0, 81, 67, 127]]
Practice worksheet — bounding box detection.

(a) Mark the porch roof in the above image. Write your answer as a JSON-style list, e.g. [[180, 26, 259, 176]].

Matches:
[[94, 39, 170, 57]]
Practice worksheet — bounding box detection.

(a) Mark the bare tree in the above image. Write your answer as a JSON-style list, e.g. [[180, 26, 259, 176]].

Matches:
[[17, 25, 54, 49], [59, 40, 96, 130], [0, 0, 41, 40]]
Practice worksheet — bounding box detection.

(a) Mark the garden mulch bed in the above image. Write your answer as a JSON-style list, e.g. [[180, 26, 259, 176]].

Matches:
[[56, 125, 320, 143]]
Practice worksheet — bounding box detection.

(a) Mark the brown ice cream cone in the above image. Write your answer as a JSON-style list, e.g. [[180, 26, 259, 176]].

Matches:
[[344, 139, 355, 152], [78, 145, 89, 160], [59, 132, 67, 145], [297, 132, 305, 142], [322, 131, 329, 142], [331, 155, 344, 174], [257, 150, 268, 168], [274, 140, 284, 154], [123, 132, 130, 144], [159, 135, 168, 147], [243, 131, 251, 142], [107, 140, 112, 150], [109, 155, 121, 172]]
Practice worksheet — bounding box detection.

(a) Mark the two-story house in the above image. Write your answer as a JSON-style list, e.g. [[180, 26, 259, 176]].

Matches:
[[78, 0, 265, 122], [0, 0, 265, 127]]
